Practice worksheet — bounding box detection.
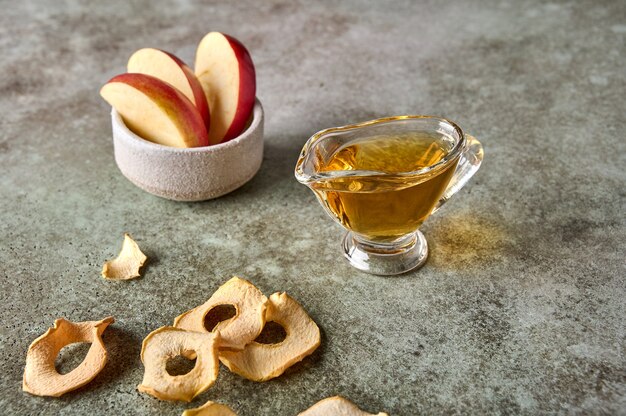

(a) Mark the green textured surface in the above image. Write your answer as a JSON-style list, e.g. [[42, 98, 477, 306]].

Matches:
[[1, 1, 624, 415]]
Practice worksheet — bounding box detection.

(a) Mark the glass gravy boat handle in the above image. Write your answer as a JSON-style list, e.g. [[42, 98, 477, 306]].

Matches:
[[432, 134, 483, 213]]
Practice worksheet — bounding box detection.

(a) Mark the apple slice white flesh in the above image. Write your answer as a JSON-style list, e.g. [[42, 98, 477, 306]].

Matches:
[[127, 48, 210, 131], [195, 32, 256, 145], [100, 73, 209, 148]]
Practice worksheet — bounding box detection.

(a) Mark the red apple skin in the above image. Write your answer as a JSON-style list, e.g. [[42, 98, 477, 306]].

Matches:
[[128, 48, 211, 132], [101, 73, 209, 147], [221, 34, 256, 143], [158, 50, 211, 132]]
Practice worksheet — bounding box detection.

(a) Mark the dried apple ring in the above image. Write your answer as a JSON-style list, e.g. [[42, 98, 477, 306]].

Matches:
[[137, 326, 220, 402], [298, 396, 388, 416], [182, 400, 237, 416], [219, 292, 320, 381], [173, 277, 267, 350], [22, 317, 114, 397]]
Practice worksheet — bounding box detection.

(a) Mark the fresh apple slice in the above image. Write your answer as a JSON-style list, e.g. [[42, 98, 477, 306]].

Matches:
[[195, 32, 256, 145], [127, 48, 210, 131], [100, 73, 209, 148]]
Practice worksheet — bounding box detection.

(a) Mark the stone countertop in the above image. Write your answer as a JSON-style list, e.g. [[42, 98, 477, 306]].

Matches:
[[1, 1, 624, 415]]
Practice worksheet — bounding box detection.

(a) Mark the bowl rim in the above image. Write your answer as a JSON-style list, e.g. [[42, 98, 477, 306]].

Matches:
[[111, 98, 263, 153]]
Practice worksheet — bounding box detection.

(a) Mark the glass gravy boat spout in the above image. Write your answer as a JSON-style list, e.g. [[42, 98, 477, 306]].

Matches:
[[432, 133, 483, 213], [295, 115, 483, 275]]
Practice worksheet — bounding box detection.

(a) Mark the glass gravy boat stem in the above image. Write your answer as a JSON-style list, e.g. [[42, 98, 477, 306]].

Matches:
[[432, 134, 483, 213]]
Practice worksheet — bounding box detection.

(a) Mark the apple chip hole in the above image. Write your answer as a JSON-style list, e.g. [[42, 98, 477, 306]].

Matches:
[[254, 321, 287, 345], [166, 355, 197, 376], [55, 342, 91, 375], [203, 304, 236, 332]]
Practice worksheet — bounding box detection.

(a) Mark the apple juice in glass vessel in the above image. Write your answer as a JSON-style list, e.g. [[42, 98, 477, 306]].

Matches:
[[295, 116, 483, 275]]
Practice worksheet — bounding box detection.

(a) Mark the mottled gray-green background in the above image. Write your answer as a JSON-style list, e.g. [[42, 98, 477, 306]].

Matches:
[[1, 1, 624, 415]]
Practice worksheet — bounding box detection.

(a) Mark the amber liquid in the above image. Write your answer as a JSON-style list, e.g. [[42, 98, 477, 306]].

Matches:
[[312, 132, 459, 242]]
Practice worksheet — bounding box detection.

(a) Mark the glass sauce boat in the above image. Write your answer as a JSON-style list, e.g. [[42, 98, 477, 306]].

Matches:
[[295, 115, 483, 275]]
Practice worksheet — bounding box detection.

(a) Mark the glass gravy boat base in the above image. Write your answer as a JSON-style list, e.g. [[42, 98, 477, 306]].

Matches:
[[341, 231, 428, 275]]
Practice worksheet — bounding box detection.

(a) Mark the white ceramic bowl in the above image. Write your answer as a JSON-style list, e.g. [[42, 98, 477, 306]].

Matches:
[[111, 99, 264, 201]]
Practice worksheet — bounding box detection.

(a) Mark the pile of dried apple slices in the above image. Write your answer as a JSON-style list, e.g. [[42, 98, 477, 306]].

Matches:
[[100, 32, 256, 148], [138, 277, 321, 401], [21, 276, 388, 415]]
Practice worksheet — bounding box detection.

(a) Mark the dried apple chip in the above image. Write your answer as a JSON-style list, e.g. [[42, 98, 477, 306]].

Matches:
[[298, 396, 389, 416], [219, 292, 320, 381], [137, 326, 220, 402], [182, 400, 237, 416], [22, 316, 114, 397], [173, 277, 267, 350], [102, 233, 147, 280]]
